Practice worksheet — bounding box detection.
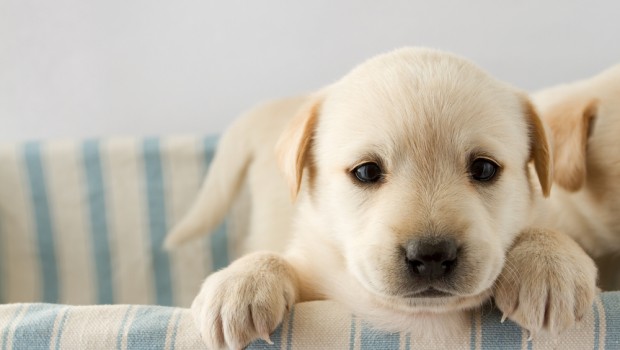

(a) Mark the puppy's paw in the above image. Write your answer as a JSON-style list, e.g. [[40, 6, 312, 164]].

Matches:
[[494, 228, 597, 338], [191, 252, 298, 350]]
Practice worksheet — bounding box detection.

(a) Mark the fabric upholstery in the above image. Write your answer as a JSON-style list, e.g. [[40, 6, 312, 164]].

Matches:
[[1, 294, 620, 350], [0, 137, 229, 307]]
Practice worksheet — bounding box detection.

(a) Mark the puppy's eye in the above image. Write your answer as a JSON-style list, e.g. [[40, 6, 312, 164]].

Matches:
[[470, 158, 498, 182], [353, 162, 383, 183]]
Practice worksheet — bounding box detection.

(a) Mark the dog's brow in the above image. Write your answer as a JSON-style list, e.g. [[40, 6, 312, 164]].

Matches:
[[468, 149, 503, 169], [348, 152, 385, 172]]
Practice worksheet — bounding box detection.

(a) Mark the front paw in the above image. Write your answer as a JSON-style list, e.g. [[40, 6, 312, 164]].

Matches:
[[494, 229, 597, 337], [191, 252, 298, 350]]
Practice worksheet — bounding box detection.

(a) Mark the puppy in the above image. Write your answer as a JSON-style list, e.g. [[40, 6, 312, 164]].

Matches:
[[532, 64, 620, 288], [166, 48, 597, 349]]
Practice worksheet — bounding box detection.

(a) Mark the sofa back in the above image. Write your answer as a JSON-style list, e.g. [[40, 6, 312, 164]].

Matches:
[[0, 136, 230, 307]]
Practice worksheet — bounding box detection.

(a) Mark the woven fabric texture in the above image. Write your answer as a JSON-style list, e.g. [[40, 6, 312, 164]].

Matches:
[[0, 137, 229, 307], [1, 294, 619, 350]]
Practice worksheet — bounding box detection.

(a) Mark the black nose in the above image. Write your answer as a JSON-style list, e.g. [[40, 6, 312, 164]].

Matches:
[[405, 238, 458, 280]]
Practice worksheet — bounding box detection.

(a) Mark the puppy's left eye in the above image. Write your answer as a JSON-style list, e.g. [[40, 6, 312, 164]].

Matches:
[[470, 158, 499, 182], [353, 162, 383, 183]]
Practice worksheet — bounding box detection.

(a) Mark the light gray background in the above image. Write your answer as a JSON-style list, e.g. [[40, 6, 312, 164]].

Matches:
[[2, 1, 619, 141]]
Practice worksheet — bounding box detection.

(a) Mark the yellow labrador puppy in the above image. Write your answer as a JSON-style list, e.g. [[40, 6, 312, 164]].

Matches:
[[166, 48, 596, 349], [533, 64, 620, 289], [533, 64, 620, 256]]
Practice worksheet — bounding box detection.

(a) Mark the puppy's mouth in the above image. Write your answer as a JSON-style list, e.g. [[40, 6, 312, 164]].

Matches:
[[404, 287, 454, 298], [411, 288, 453, 298]]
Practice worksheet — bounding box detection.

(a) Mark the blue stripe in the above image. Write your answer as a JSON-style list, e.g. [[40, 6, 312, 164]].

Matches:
[[169, 310, 182, 350], [203, 137, 229, 271], [272, 318, 283, 349], [24, 142, 59, 303], [82, 140, 114, 304], [593, 300, 600, 350], [210, 223, 229, 271], [203, 135, 219, 155], [143, 138, 173, 306], [603, 293, 620, 350], [286, 307, 295, 350], [360, 319, 400, 350], [116, 306, 133, 350], [1, 305, 25, 350], [470, 310, 476, 350], [405, 332, 411, 350], [11, 304, 62, 350], [126, 306, 174, 350], [54, 308, 70, 350], [247, 316, 283, 349], [480, 304, 522, 350], [349, 315, 356, 350]]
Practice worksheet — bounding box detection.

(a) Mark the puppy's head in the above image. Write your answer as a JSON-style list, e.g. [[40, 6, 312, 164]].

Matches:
[[278, 48, 551, 313]]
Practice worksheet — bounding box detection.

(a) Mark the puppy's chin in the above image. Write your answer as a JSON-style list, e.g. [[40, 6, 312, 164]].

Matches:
[[371, 286, 494, 314], [351, 259, 501, 315], [349, 287, 493, 339], [354, 266, 501, 316]]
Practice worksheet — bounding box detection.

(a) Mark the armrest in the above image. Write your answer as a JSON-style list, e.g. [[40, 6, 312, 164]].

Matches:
[[1, 292, 618, 349]]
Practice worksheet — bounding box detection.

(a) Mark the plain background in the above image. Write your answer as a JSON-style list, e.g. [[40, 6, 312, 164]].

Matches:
[[2, 1, 619, 141]]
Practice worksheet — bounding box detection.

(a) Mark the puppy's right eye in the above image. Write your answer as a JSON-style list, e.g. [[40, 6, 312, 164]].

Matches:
[[470, 158, 499, 182], [353, 162, 383, 183]]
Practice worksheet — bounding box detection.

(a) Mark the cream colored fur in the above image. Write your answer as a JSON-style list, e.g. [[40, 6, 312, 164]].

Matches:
[[532, 64, 620, 257], [165, 48, 597, 349]]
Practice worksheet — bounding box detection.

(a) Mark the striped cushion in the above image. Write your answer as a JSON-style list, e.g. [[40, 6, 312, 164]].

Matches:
[[0, 293, 619, 350], [0, 137, 231, 307]]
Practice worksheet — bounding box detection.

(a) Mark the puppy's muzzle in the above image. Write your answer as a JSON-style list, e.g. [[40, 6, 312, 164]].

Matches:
[[405, 238, 458, 281]]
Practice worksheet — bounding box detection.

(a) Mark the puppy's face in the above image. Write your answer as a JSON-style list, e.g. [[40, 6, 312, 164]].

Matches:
[[279, 48, 551, 313]]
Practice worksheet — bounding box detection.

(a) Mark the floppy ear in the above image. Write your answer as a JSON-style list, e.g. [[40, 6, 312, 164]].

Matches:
[[276, 96, 322, 200], [523, 99, 553, 197], [544, 98, 597, 192]]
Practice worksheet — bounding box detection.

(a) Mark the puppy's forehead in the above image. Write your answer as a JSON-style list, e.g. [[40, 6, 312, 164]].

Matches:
[[319, 49, 529, 163]]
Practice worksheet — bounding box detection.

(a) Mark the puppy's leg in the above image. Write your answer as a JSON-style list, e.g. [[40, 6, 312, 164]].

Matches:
[[191, 252, 308, 350], [494, 228, 597, 338]]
